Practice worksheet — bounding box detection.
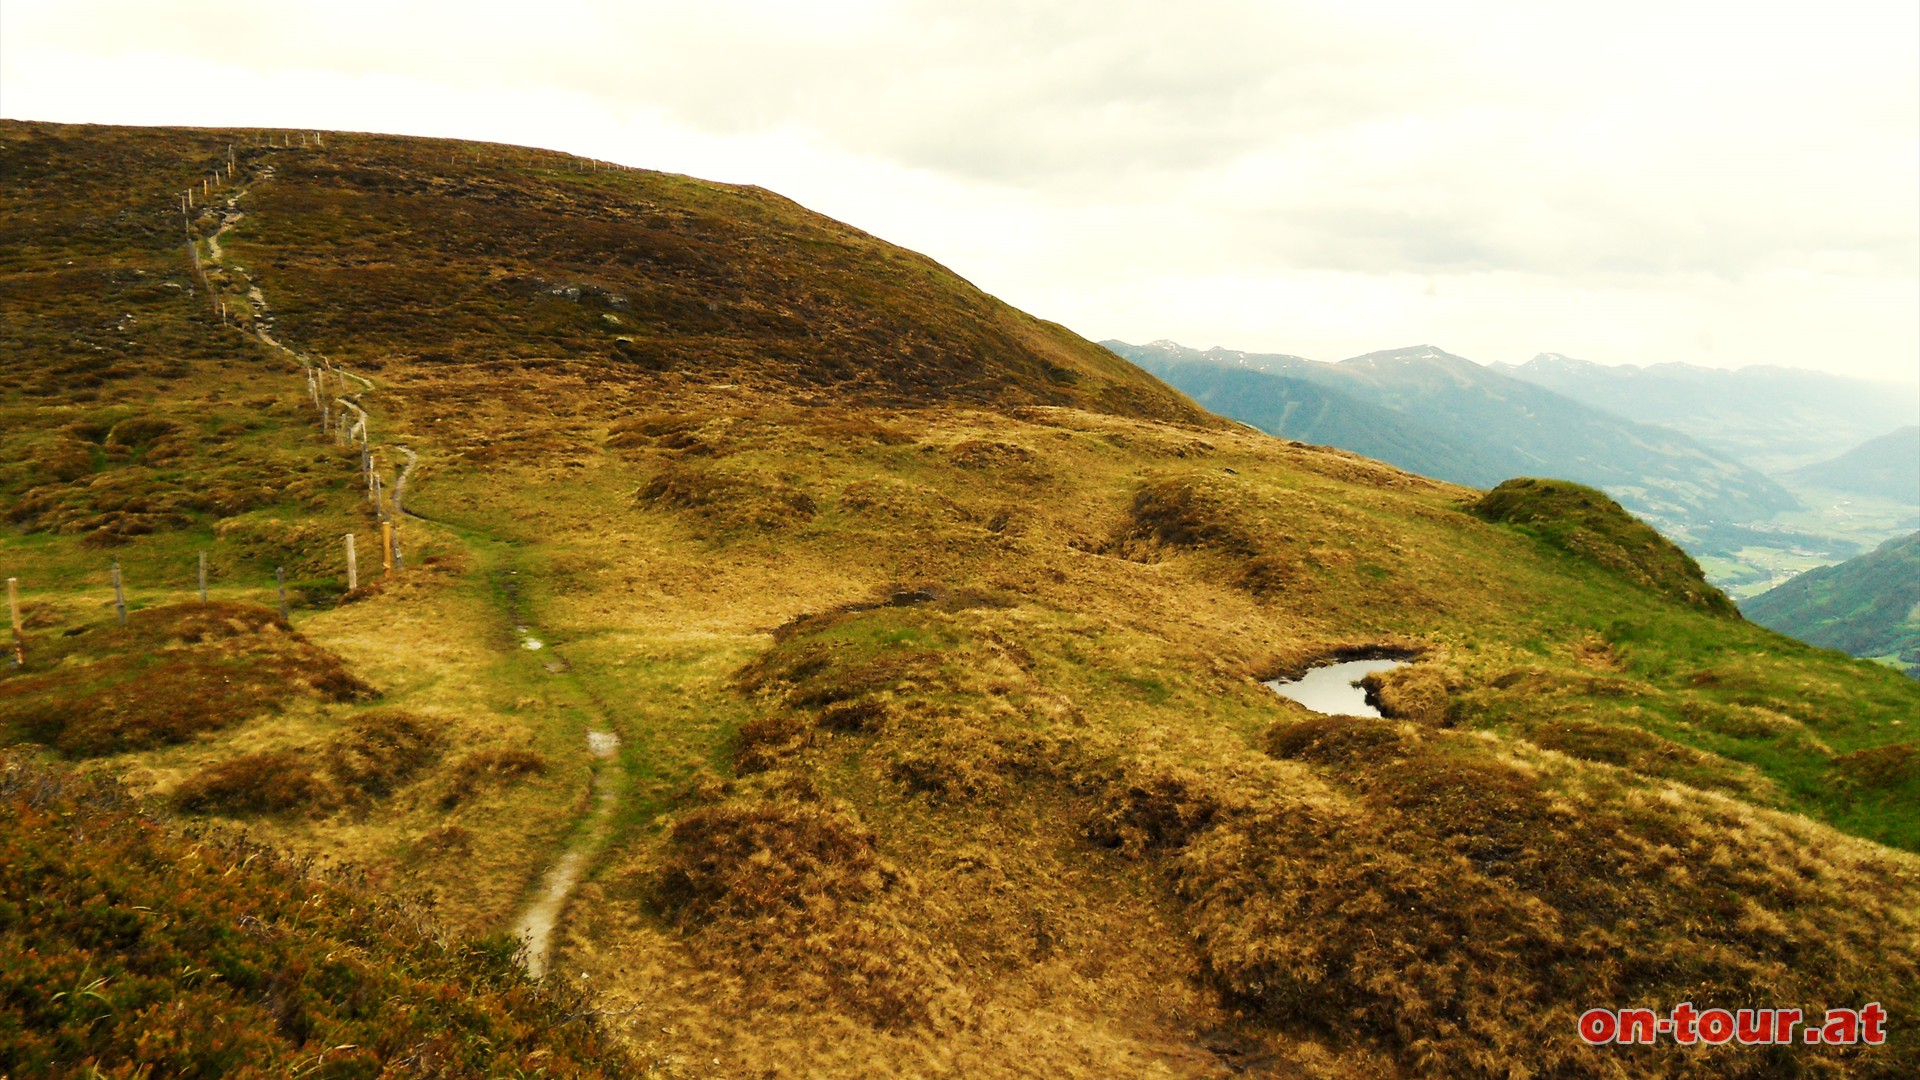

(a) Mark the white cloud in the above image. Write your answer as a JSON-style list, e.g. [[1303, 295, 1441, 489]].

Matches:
[[3, 0, 1915, 383]]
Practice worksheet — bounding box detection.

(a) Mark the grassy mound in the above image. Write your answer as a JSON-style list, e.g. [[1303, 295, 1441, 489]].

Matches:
[[0, 602, 373, 756], [171, 709, 449, 818], [646, 793, 969, 1030], [1472, 478, 1737, 615], [0, 753, 630, 1078]]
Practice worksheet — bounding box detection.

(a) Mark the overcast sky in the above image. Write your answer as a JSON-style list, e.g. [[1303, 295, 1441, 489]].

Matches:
[[5, 0, 1916, 384]]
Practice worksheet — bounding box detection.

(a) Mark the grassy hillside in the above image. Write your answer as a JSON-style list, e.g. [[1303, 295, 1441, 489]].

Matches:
[[6, 120, 1920, 1077], [1744, 531, 1920, 677]]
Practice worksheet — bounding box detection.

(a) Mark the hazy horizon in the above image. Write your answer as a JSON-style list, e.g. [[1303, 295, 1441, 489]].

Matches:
[[1114, 337, 1920, 387], [5, 1, 1915, 386]]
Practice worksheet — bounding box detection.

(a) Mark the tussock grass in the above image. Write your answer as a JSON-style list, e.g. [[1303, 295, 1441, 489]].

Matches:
[[438, 748, 549, 809], [172, 749, 337, 816], [172, 709, 449, 818], [646, 792, 971, 1030], [0, 602, 372, 756]]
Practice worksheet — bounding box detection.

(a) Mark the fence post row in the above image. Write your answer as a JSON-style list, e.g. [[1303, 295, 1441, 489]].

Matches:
[[164, 136, 407, 620], [7, 577, 23, 666], [110, 560, 127, 625]]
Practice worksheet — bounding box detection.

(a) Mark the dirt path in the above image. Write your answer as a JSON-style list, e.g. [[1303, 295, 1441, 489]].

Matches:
[[510, 725, 623, 980], [490, 569, 631, 980], [192, 156, 630, 979]]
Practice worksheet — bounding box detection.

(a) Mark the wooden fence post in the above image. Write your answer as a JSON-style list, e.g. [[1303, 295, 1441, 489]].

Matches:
[[7, 577, 23, 666], [382, 522, 395, 574], [198, 551, 209, 602], [345, 534, 358, 592], [111, 560, 127, 625], [276, 566, 289, 620]]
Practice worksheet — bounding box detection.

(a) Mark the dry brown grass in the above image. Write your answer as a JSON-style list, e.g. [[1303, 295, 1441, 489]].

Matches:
[[171, 749, 337, 816], [437, 748, 549, 809], [0, 602, 373, 756], [644, 791, 972, 1031]]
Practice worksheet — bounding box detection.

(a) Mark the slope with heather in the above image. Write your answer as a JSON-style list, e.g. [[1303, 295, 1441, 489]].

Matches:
[[5, 121, 1920, 1078]]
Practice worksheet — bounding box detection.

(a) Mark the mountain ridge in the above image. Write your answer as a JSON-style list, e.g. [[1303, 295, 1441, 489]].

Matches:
[[1492, 350, 1920, 472], [1106, 338, 1802, 530]]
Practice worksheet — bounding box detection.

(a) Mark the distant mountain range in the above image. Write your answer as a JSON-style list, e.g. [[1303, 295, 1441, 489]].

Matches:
[[1490, 353, 1920, 473], [1743, 532, 1920, 679], [1788, 426, 1920, 506], [1105, 340, 1801, 532]]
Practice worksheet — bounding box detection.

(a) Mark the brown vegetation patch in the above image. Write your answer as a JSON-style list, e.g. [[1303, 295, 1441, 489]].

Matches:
[[172, 750, 338, 816], [0, 746, 629, 1076], [1361, 664, 1468, 726], [834, 477, 965, 527], [1471, 478, 1737, 615], [888, 729, 1010, 805], [1528, 716, 1736, 783], [326, 709, 446, 800], [1832, 741, 1920, 790], [946, 439, 1038, 472], [606, 411, 717, 453], [1265, 715, 1417, 766], [1122, 476, 1256, 556], [437, 749, 549, 809], [1137, 722, 1920, 1074], [635, 463, 817, 532], [819, 697, 889, 733], [174, 711, 451, 820], [733, 714, 810, 775], [0, 602, 373, 757], [648, 798, 965, 1028], [1086, 769, 1222, 858]]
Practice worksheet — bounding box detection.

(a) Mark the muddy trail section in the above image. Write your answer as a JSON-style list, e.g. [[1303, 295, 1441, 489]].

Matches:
[[494, 565, 630, 981]]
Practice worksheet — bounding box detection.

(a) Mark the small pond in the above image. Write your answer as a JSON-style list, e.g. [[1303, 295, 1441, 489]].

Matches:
[[1264, 659, 1406, 717]]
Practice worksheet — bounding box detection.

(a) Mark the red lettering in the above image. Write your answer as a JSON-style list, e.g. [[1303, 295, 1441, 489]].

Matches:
[[1822, 1008, 1860, 1045], [1698, 1009, 1735, 1045], [1736, 1008, 1773, 1044], [1617, 1008, 1658, 1045], [1578, 1008, 1617, 1045], [1775, 1008, 1803, 1044], [1861, 1002, 1887, 1045], [1672, 1002, 1699, 1045]]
